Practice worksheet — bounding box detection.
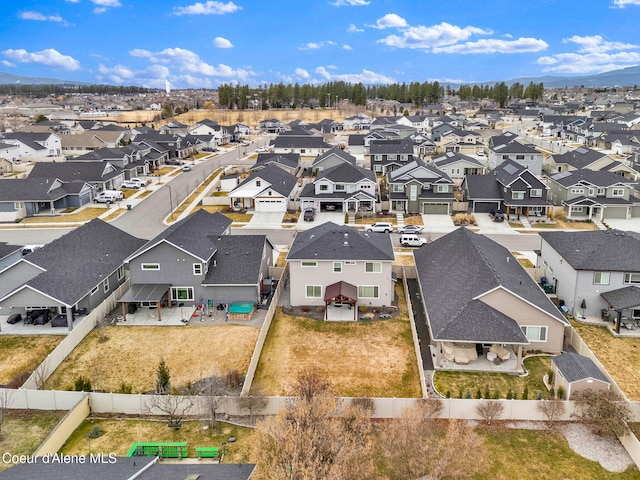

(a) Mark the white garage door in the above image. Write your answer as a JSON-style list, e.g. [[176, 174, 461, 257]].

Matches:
[[255, 199, 286, 212], [423, 203, 450, 214]]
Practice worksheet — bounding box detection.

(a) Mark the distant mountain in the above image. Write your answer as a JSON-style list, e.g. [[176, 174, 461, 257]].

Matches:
[[0, 71, 88, 86], [484, 66, 640, 89]]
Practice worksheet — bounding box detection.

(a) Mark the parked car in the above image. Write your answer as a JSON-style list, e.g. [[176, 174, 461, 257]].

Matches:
[[365, 222, 394, 233], [255, 147, 268, 153], [165, 158, 183, 165], [397, 225, 423, 234], [94, 190, 124, 204], [121, 180, 141, 189], [130, 177, 148, 186], [489, 209, 505, 222], [400, 234, 427, 247], [240, 141, 250, 147], [303, 208, 316, 221], [182, 164, 192, 172]]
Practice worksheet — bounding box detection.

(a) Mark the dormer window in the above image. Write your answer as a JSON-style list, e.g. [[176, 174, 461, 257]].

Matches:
[[256, 180, 261, 187]]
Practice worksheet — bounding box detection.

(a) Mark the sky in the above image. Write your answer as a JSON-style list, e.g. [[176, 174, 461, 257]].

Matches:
[[1, 0, 640, 89]]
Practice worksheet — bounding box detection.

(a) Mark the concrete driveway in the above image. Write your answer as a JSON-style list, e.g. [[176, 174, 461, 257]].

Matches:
[[474, 213, 516, 234], [244, 211, 284, 229], [604, 218, 640, 233], [421, 214, 456, 233], [296, 211, 345, 230]]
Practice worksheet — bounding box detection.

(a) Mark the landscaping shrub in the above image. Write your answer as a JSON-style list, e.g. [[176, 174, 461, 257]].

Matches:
[[86, 425, 104, 439], [557, 385, 565, 399], [117, 382, 133, 394], [522, 386, 529, 400], [74, 376, 92, 392]]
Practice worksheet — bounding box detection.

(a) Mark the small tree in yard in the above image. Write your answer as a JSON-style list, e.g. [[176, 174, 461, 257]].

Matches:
[[537, 399, 566, 425], [155, 358, 171, 394], [145, 395, 194, 427], [0, 389, 13, 440], [476, 400, 504, 425], [572, 389, 631, 437], [236, 391, 268, 422]]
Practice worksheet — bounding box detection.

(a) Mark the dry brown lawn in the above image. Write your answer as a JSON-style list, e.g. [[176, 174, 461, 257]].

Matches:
[[0, 335, 62, 385], [46, 325, 259, 393], [392, 252, 415, 266], [534, 221, 598, 230], [252, 285, 421, 398], [22, 207, 105, 224], [102, 208, 126, 222], [571, 320, 640, 400]]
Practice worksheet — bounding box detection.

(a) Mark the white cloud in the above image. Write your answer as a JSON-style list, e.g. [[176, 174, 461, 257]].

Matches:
[[563, 35, 640, 53], [93, 7, 107, 14], [213, 37, 233, 48], [129, 47, 253, 80], [294, 67, 311, 79], [343, 44, 353, 50], [379, 22, 491, 49], [347, 24, 364, 33], [299, 41, 337, 50], [19, 11, 65, 23], [537, 35, 640, 73], [1, 60, 15, 67], [90, 0, 121, 12], [172, 1, 241, 15], [612, 0, 640, 7], [313, 66, 395, 83], [371, 13, 408, 29], [433, 37, 548, 54], [1, 48, 81, 70], [331, 0, 370, 6]]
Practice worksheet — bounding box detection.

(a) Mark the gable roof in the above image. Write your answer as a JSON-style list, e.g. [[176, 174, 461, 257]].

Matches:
[[316, 162, 375, 183], [250, 153, 299, 171], [233, 163, 297, 197], [463, 174, 503, 200], [287, 222, 394, 262], [0, 177, 86, 202], [432, 151, 483, 168], [127, 210, 232, 263], [540, 230, 640, 271], [6, 219, 145, 306], [549, 169, 637, 188], [553, 352, 609, 383], [551, 147, 610, 168], [273, 135, 331, 149], [203, 235, 271, 286], [312, 146, 356, 167], [369, 138, 413, 154], [414, 228, 566, 343], [30, 161, 122, 183]]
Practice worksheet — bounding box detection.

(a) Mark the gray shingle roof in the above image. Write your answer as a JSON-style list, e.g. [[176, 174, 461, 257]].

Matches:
[[551, 148, 609, 169], [316, 162, 375, 183], [234, 164, 297, 198], [414, 228, 566, 343], [251, 153, 300, 171], [312, 146, 356, 166], [369, 138, 414, 154], [273, 136, 331, 149], [287, 222, 394, 261], [203, 235, 270, 285], [549, 169, 637, 188], [553, 352, 609, 383], [128, 210, 232, 262], [0, 178, 75, 202], [30, 161, 122, 183], [601, 285, 640, 310], [464, 175, 503, 200], [433, 152, 483, 168], [18, 219, 145, 305], [540, 230, 640, 271]]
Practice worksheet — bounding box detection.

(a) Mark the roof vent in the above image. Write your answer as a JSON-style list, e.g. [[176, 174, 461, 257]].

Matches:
[[343, 241, 348, 246]]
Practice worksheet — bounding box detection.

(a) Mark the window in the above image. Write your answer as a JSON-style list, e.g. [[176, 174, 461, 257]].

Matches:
[[593, 271, 610, 285], [612, 188, 624, 197], [90, 285, 99, 295], [571, 206, 584, 213], [319, 184, 329, 191], [333, 262, 342, 273], [306, 285, 322, 298], [588, 187, 596, 196], [530, 189, 542, 198], [409, 185, 417, 201], [597, 187, 606, 195], [193, 263, 203, 275], [358, 285, 379, 298], [345, 261, 356, 266], [520, 325, 547, 342], [502, 155, 510, 160], [256, 180, 261, 187], [624, 273, 640, 284], [171, 287, 194, 301], [103, 278, 109, 293], [516, 155, 525, 160], [365, 262, 381, 273], [373, 165, 382, 173], [436, 185, 448, 193], [117, 265, 125, 281], [388, 154, 397, 160], [301, 261, 317, 268], [14, 202, 24, 210], [392, 184, 404, 192], [571, 188, 584, 195], [335, 184, 345, 191], [141, 263, 159, 271], [512, 191, 525, 200]]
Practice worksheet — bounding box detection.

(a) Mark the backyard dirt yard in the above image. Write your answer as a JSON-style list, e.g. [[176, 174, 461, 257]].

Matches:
[[46, 325, 259, 393], [252, 285, 421, 398], [0, 335, 62, 386], [571, 321, 640, 401]]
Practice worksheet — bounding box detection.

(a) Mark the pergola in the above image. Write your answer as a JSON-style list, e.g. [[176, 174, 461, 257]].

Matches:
[[119, 284, 171, 321], [601, 286, 640, 333], [324, 281, 357, 321]]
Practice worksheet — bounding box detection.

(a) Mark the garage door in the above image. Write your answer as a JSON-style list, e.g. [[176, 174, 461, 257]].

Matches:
[[255, 199, 286, 212], [422, 203, 450, 214], [473, 201, 499, 213], [603, 206, 628, 220]]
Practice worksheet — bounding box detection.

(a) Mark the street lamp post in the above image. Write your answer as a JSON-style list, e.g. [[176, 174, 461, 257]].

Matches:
[[166, 185, 174, 219]]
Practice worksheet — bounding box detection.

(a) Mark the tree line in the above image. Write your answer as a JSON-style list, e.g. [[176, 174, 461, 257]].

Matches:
[[0, 84, 152, 97]]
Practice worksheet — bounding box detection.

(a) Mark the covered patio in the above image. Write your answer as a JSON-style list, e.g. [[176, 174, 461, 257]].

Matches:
[[601, 286, 640, 333], [324, 281, 357, 321], [118, 283, 171, 321]]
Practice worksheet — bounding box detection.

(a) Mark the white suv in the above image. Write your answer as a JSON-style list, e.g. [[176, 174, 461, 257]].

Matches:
[[365, 222, 394, 233]]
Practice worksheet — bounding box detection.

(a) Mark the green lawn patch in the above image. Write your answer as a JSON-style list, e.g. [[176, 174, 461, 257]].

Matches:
[[433, 356, 552, 399]]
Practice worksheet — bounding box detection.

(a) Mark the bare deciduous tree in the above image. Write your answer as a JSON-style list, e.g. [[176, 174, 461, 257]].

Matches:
[[201, 376, 227, 432], [476, 400, 504, 425], [31, 360, 50, 390], [144, 395, 194, 427], [537, 399, 566, 425], [572, 389, 631, 437], [252, 368, 375, 480], [0, 389, 13, 440], [236, 393, 268, 422]]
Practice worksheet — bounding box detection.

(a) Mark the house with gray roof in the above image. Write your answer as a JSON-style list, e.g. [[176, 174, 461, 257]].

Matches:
[[414, 228, 568, 372], [121, 210, 272, 312], [228, 164, 297, 212], [249, 152, 300, 176], [538, 230, 640, 328], [552, 352, 610, 399], [432, 152, 485, 183], [272, 135, 332, 157], [286, 222, 395, 319], [387, 158, 454, 214], [0, 131, 62, 161], [369, 137, 414, 174], [299, 162, 376, 213], [0, 219, 145, 330], [0, 177, 94, 221], [30, 161, 124, 192], [259, 118, 286, 134], [311, 146, 356, 171], [546, 147, 637, 180], [488, 139, 543, 176], [546, 169, 639, 220]]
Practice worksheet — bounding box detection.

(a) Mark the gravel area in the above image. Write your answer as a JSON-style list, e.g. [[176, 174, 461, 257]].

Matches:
[[558, 423, 634, 472]]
